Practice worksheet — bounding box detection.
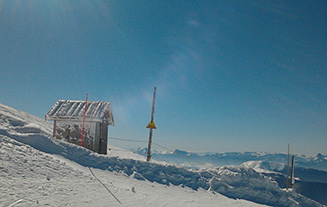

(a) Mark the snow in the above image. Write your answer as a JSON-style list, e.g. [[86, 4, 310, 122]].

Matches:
[[241, 161, 286, 173], [0, 102, 325, 207], [108, 146, 148, 161], [0, 135, 267, 207], [45, 100, 114, 125]]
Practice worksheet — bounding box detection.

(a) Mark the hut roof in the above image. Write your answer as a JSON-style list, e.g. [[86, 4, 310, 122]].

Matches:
[[45, 100, 114, 125]]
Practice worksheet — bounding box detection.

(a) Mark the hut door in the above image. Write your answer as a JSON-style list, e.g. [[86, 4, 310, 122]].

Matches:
[[98, 122, 108, 154]]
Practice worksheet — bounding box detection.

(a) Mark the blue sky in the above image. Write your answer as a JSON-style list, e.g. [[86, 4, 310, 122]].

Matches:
[[1, 0, 326, 156]]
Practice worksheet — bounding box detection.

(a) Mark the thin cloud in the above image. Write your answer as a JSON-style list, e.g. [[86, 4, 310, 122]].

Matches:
[[188, 19, 200, 27]]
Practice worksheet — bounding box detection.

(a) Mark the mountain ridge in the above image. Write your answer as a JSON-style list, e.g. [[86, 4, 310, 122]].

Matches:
[[135, 147, 327, 171]]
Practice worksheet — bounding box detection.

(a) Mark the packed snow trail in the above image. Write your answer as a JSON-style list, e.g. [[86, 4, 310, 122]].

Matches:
[[0, 102, 324, 207]]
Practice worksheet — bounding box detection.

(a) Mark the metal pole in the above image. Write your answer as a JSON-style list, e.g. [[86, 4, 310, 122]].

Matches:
[[147, 87, 157, 162], [286, 144, 290, 190], [147, 128, 153, 162], [290, 155, 295, 188]]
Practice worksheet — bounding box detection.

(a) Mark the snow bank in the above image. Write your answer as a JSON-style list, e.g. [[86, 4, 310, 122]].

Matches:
[[0, 102, 324, 207], [1, 135, 272, 207], [0, 135, 119, 206], [241, 161, 286, 173]]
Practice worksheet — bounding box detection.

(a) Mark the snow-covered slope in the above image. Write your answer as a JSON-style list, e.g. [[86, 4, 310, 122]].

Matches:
[[241, 161, 287, 173], [242, 160, 327, 184], [242, 161, 327, 206], [1, 135, 270, 207], [0, 102, 324, 207]]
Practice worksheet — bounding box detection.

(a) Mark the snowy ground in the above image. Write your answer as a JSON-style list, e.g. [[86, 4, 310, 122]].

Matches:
[[1, 136, 268, 207], [0, 102, 324, 207]]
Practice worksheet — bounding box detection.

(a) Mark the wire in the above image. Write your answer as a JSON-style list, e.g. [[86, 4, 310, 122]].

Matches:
[[109, 136, 147, 143], [109, 136, 207, 166], [88, 167, 122, 205], [150, 154, 173, 163]]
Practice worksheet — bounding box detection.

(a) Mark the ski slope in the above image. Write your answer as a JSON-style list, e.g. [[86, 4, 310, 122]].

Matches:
[[0, 102, 324, 207]]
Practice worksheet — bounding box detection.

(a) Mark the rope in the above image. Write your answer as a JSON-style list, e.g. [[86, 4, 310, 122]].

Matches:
[[88, 167, 122, 205]]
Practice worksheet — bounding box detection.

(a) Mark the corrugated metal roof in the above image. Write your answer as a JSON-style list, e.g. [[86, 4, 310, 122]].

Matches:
[[45, 100, 114, 125]]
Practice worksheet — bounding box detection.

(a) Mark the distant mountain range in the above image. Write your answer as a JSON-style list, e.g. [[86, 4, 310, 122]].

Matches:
[[242, 160, 327, 206], [136, 148, 327, 171], [136, 148, 327, 205]]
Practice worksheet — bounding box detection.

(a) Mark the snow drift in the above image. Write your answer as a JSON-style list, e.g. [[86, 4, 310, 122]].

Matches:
[[0, 102, 324, 207], [242, 161, 327, 205]]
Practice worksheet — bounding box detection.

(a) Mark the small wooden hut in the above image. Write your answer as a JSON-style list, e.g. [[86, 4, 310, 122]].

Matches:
[[45, 100, 114, 154]]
